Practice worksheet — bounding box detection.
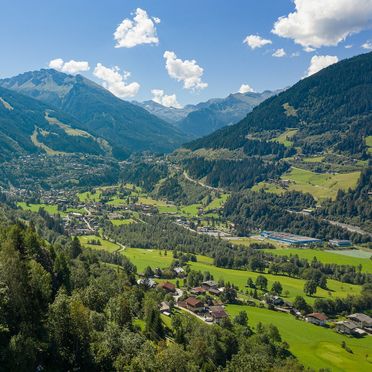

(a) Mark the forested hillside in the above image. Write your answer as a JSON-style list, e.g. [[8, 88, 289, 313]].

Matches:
[[0, 87, 105, 161], [0, 69, 189, 159], [184, 52, 372, 157]]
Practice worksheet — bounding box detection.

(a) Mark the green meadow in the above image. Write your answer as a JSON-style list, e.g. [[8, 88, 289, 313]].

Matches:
[[252, 167, 360, 201], [78, 235, 121, 253], [226, 304, 372, 372], [264, 248, 372, 274], [119, 247, 361, 304], [271, 128, 298, 147]]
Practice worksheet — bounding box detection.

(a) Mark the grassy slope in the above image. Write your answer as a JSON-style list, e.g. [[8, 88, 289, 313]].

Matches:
[[119, 247, 361, 305], [263, 248, 372, 274], [226, 304, 372, 372], [253, 167, 360, 201], [78, 235, 121, 253]]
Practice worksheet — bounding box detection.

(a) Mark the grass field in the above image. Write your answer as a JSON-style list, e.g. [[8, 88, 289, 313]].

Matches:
[[77, 190, 102, 202], [17, 202, 60, 215], [110, 219, 136, 226], [253, 167, 360, 201], [302, 156, 325, 163], [271, 128, 298, 147], [365, 136, 372, 154], [263, 248, 372, 274], [79, 235, 121, 253], [226, 304, 372, 372], [120, 247, 361, 304]]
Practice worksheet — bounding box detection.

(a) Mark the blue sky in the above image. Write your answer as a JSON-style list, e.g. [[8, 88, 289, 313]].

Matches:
[[0, 0, 371, 106]]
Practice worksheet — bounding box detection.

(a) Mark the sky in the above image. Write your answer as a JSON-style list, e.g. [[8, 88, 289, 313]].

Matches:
[[0, 0, 371, 106]]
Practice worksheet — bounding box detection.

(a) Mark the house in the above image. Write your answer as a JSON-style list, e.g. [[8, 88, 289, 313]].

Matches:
[[158, 281, 176, 293], [173, 267, 185, 276], [335, 321, 367, 337], [306, 312, 328, 326], [191, 287, 206, 295], [346, 313, 372, 329], [159, 301, 171, 316], [209, 306, 229, 323], [208, 288, 221, 296], [202, 280, 218, 290], [185, 297, 205, 313], [137, 278, 156, 288], [329, 239, 352, 248]]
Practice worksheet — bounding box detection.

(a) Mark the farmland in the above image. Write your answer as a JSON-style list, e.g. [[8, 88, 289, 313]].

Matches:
[[226, 304, 372, 372]]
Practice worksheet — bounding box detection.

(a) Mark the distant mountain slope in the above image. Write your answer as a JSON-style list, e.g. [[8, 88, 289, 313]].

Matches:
[[132, 100, 195, 123], [0, 69, 189, 159], [185, 52, 372, 156], [134, 90, 278, 138], [177, 90, 279, 137], [0, 86, 105, 161]]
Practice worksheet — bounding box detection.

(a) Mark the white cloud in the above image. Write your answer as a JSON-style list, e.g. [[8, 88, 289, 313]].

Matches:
[[291, 51, 300, 57], [163, 51, 208, 90], [93, 63, 140, 98], [114, 8, 160, 48], [243, 34, 272, 49], [345, 44, 353, 49], [238, 84, 255, 94], [306, 55, 339, 77], [48, 58, 90, 74], [272, 0, 372, 49], [151, 89, 182, 108], [272, 48, 286, 57], [362, 41, 372, 49]]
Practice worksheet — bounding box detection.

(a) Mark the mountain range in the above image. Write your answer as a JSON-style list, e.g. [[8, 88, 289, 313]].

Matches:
[[134, 90, 279, 137], [0, 69, 188, 159]]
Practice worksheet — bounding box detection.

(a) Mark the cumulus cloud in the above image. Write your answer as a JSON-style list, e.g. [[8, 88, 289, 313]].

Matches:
[[306, 55, 339, 77], [272, 48, 286, 57], [238, 84, 255, 94], [362, 41, 372, 49], [243, 34, 272, 49], [345, 44, 353, 49], [114, 8, 160, 48], [93, 63, 140, 98], [151, 89, 182, 108], [163, 51, 208, 90], [272, 0, 372, 49], [48, 58, 90, 74]]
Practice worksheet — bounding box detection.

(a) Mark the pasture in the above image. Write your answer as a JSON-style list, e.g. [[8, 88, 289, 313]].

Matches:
[[226, 304, 372, 372]]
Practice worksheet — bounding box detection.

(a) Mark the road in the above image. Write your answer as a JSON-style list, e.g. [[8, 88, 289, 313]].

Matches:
[[183, 171, 222, 192]]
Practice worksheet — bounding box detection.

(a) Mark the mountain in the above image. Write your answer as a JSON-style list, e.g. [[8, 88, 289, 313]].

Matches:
[[134, 90, 279, 138], [0, 86, 106, 161], [0, 69, 189, 159], [177, 90, 280, 137], [184, 52, 372, 156], [132, 100, 195, 123]]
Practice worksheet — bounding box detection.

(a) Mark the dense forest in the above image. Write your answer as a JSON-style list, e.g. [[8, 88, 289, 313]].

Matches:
[[183, 158, 289, 191], [0, 221, 308, 371], [223, 191, 371, 243]]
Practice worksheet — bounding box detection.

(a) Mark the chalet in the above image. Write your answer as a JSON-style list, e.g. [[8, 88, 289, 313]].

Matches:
[[173, 267, 185, 276], [346, 313, 372, 329], [185, 297, 204, 313], [191, 287, 206, 295], [137, 278, 156, 288], [158, 281, 176, 293], [335, 321, 367, 337], [306, 312, 328, 326], [209, 306, 229, 324], [159, 301, 171, 316], [208, 288, 221, 296], [202, 280, 218, 290]]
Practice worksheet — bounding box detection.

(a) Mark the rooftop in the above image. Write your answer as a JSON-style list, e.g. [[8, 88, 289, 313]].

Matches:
[[307, 312, 328, 321]]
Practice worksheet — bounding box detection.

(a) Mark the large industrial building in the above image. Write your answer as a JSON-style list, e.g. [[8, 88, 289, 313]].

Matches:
[[261, 231, 322, 246]]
